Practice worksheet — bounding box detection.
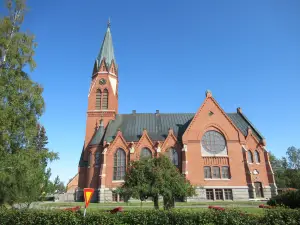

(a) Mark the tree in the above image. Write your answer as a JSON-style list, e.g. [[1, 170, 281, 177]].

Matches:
[[120, 155, 195, 210], [286, 146, 300, 170], [0, 0, 58, 207], [53, 176, 66, 193], [270, 147, 300, 189]]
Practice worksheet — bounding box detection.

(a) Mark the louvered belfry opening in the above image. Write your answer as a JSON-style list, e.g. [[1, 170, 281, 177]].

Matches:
[[96, 89, 102, 110], [102, 89, 108, 109]]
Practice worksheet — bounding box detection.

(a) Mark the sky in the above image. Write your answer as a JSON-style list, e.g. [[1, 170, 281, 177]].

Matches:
[[3, 0, 300, 184]]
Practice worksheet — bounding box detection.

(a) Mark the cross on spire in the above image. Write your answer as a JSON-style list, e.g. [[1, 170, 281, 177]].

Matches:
[[107, 17, 111, 28]]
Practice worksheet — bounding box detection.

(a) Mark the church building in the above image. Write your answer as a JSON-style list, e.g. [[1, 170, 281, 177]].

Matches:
[[76, 21, 277, 202]]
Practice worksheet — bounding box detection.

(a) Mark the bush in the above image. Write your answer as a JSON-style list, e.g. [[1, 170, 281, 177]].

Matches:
[[0, 208, 300, 225], [267, 190, 300, 209]]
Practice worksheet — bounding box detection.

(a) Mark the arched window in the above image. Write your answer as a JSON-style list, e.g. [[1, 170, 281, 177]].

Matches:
[[102, 89, 108, 109], [113, 148, 126, 180], [140, 148, 152, 159], [166, 148, 178, 166], [96, 90, 101, 110], [202, 130, 226, 154], [247, 151, 253, 163], [95, 152, 100, 167], [88, 152, 92, 167], [254, 150, 260, 163]]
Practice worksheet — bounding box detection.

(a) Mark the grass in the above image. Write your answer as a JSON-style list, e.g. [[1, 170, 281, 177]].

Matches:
[[38, 201, 266, 215], [40, 200, 265, 208]]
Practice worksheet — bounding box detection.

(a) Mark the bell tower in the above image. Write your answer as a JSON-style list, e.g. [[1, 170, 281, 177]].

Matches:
[[84, 20, 118, 147]]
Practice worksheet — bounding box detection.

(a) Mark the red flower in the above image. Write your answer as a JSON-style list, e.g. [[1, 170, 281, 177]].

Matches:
[[208, 206, 225, 211], [64, 206, 81, 212], [109, 207, 124, 214], [259, 204, 273, 209]]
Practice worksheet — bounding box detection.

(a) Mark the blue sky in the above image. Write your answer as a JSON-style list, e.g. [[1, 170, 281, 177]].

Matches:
[[7, 0, 300, 183]]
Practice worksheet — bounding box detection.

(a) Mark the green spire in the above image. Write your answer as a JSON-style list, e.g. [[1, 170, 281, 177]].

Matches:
[[97, 19, 116, 70]]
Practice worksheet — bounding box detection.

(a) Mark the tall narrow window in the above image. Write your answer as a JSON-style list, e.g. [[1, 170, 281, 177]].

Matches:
[[140, 148, 152, 160], [96, 90, 101, 110], [95, 152, 100, 167], [204, 166, 212, 178], [166, 148, 178, 166], [212, 166, 221, 178], [248, 151, 253, 163], [102, 89, 108, 109], [254, 150, 260, 163], [113, 148, 126, 180], [215, 189, 223, 200], [222, 166, 230, 179], [206, 189, 214, 200], [88, 152, 92, 167]]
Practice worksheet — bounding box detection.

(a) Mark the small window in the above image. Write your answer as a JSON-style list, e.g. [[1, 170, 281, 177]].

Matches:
[[254, 150, 260, 163], [206, 189, 214, 200], [215, 189, 223, 200], [248, 151, 253, 163], [102, 89, 108, 109], [212, 166, 221, 178], [204, 166, 211, 178], [140, 148, 152, 159], [95, 152, 100, 167], [222, 166, 230, 179], [224, 189, 233, 200]]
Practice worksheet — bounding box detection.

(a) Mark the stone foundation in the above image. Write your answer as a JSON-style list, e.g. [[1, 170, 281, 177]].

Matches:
[[187, 186, 250, 201], [98, 188, 113, 203]]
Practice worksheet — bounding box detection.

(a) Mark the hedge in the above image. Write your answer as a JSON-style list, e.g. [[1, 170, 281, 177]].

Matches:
[[268, 189, 300, 209], [1, 208, 300, 225]]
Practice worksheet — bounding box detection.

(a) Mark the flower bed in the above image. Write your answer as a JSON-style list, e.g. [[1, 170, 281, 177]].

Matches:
[[208, 205, 225, 211]]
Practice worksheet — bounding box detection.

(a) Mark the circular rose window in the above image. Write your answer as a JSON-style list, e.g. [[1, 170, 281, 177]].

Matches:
[[201, 131, 226, 154]]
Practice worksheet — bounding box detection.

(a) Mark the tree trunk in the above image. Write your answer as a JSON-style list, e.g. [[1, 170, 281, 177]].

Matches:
[[153, 195, 159, 210]]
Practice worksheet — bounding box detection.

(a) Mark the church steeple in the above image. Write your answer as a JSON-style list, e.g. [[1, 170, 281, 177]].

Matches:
[[96, 19, 117, 70]]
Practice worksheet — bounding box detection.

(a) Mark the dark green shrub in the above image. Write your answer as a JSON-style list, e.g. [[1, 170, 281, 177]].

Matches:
[[267, 190, 300, 209], [262, 208, 300, 225], [0, 207, 300, 225]]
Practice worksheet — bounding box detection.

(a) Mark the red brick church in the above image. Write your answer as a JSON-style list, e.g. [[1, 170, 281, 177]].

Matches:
[[75, 21, 277, 202]]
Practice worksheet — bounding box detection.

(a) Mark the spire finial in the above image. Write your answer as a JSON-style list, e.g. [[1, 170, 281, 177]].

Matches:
[[107, 17, 111, 28]]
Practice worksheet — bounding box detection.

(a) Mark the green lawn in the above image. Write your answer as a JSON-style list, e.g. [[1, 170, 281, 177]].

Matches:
[[40, 200, 265, 208], [38, 201, 266, 215]]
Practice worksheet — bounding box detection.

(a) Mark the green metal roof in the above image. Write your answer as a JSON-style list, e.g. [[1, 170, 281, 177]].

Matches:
[[103, 113, 194, 143], [227, 113, 263, 141], [96, 24, 116, 70], [88, 112, 264, 145]]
